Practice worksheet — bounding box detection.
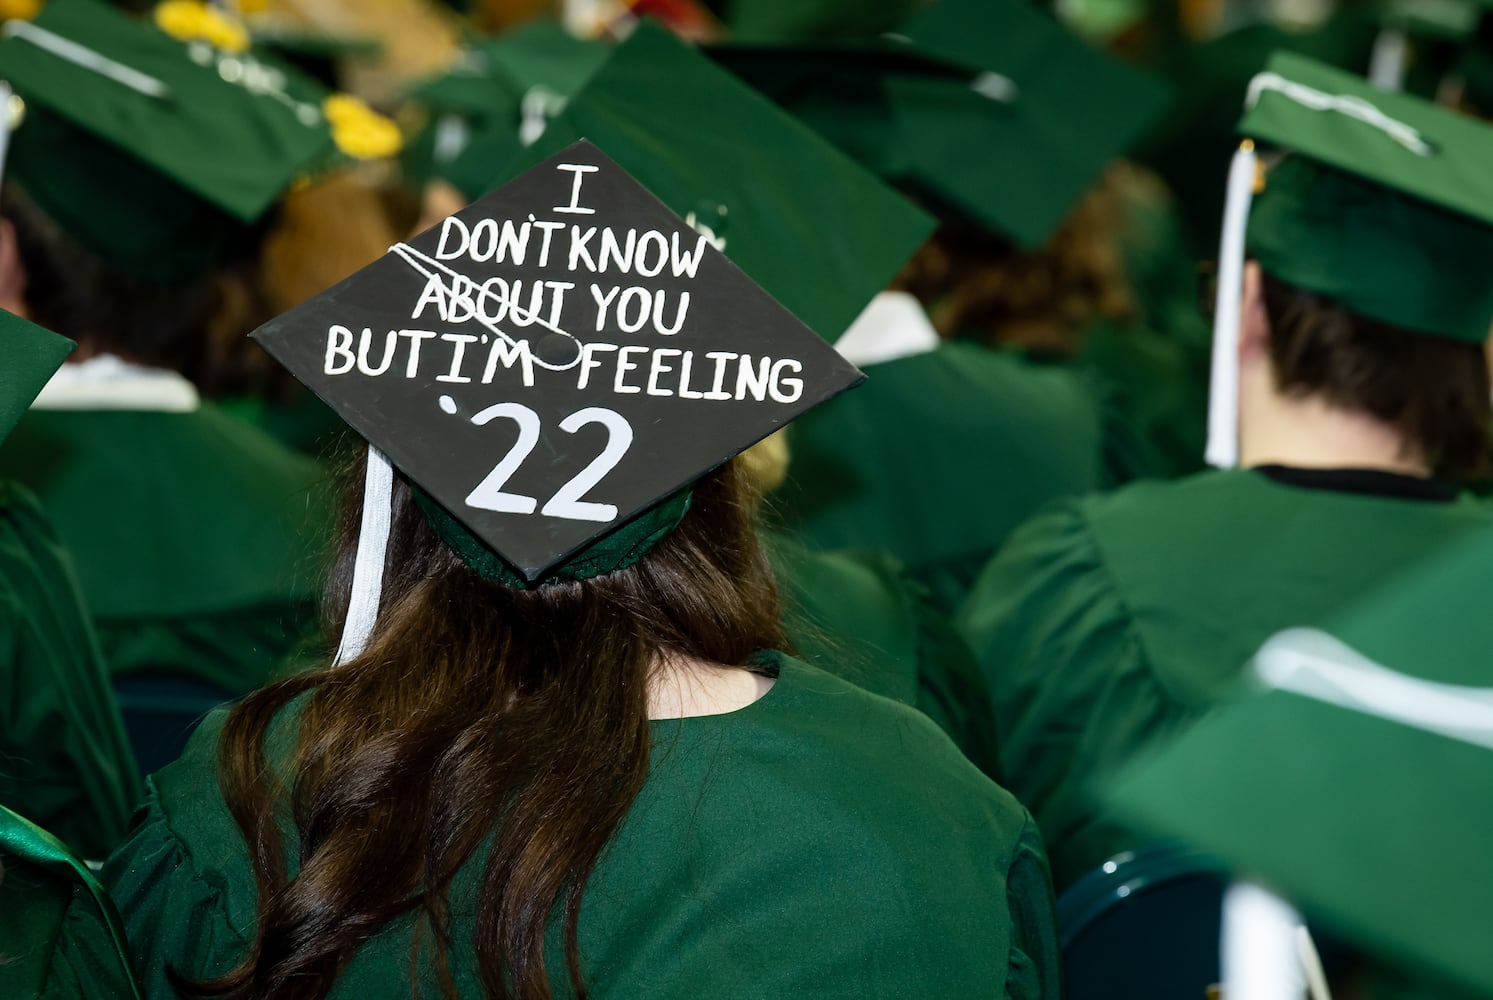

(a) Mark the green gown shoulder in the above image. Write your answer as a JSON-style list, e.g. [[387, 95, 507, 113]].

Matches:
[[765, 531, 999, 775], [0, 805, 142, 999], [773, 341, 1157, 611], [0, 404, 334, 694], [105, 656, 1061, 999], [957, 469, 1493, 889], [0, 481, 141, 858]]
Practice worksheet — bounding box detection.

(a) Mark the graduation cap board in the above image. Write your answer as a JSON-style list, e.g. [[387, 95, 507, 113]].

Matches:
[[714, 0, 1171, 248], [501, 22, 936, 344], [1110, 528, 1493, 998], [1205, 51, 1493, 468], [252, 140, 865, 586], [0, 308, 73, 444]]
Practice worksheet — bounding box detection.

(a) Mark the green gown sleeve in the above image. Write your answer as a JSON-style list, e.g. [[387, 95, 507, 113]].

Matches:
[[1003, 812, 1063, 1000], [0, 483, 142, 859], [103, 781, 251, 999], [0, 805, 142, 1000], [956, 501, 1174, 891]]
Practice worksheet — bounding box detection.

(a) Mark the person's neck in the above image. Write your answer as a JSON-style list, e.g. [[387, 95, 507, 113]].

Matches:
[[646, 654, 774, 720], [1239, 392, 1432, 477]]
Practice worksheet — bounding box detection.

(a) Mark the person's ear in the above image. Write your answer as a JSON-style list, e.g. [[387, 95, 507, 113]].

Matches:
[[0, 217, 29, 319], [1237, 260, 1270, 363]]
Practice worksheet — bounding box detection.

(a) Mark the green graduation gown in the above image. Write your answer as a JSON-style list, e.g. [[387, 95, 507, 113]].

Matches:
[[0, 805, 141, 999], [957, 468, 1493, 891], [0, 405, 333, 695], [773, 341, 1156, 612], [104, 655, 1061, 999], [0, 482, 141, 859], [766, 532, 999, 776]]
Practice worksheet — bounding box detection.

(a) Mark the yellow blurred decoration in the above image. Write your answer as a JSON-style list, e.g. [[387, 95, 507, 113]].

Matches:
[[322, 93, 402, 160], [154, 0, 251, 53], [0, 0, 42, 21]]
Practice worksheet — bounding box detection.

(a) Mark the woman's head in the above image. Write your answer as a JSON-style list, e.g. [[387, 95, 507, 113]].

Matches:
[[1238, 264, 1491, 481], [0, 183, 222, 375], [201, 455, 784, 1000], [893, 168, 1136, 354]]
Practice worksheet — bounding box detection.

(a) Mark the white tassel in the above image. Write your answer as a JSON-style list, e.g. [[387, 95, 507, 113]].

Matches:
[[1222, 881, 1309, 1000], [334, 446, 394, 666], [1206, 141, 1258, 469], [0, 82, 13, 190], [1368, 28, 1409, 91]]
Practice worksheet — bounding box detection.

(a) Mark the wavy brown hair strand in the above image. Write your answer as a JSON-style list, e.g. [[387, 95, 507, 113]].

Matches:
[[188, 457, 784, 1000]]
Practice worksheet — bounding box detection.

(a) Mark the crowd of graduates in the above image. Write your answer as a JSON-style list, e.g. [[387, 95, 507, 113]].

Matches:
[[3, 0, 1493, 997]]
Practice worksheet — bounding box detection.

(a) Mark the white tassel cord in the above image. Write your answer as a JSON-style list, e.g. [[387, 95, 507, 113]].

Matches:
[[1222, 881, 1310, 1000], [1205, 141, 1258, 469], [334, 446, 394, 666], [1368, 28, 1409, 91]]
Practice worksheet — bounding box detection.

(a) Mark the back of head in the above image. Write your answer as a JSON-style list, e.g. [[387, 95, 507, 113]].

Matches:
[[208, 456, 785, 1000], [1258, 270, 1492, 482]]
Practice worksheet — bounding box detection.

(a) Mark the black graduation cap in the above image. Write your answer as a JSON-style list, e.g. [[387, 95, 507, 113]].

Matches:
[[252, 140, 864, 582]]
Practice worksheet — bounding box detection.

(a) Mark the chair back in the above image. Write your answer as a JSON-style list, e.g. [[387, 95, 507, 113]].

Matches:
[[113, 674, 233, 776], [1058, 842, 1228, 1000]]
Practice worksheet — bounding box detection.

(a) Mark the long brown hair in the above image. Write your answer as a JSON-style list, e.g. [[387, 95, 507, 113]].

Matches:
[[194, 456, 785, 1000]]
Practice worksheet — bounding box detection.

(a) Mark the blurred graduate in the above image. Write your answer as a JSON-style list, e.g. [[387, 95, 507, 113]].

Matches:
[[959, 51, 1493, 890]]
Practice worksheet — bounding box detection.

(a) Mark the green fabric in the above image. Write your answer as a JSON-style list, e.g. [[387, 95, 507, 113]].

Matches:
[[495, 22, 935, 344], [407, 20, 609, 199], [413, 485, 693, 589], [104, 654, 1062, 999], [0, 805, 142, 999], [718, 0, 916, 43], [1250, 156, 1493, 343], [771, 341, 1159, 613], [0, 311, 72, 445], [1112, 528, 1493, 995], [1242, 53, 1493, 342], [764, 531, 999, 776], [890, 0, 1172, 247], [1132, 13, 1378, 255], [1077, 317, 1208, 479], [956, 468, 1493, 891], [715, 1, 1170, 248], [0, 483, 141, 859], [0, 0, 341, 282], [1461, 43, 1493, 114], [0, 405, 332, 694]]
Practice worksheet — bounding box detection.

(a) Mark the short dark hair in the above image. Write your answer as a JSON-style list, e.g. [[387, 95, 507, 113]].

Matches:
[[2, 183, 220, 376], [1261, 271, 1492, 481]]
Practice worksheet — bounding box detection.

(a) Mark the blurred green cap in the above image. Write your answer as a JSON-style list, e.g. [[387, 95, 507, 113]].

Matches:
[[497, 21, 935, 342], [408, 19, 609, 199], [0, 308, 72, 442], [716, 0, 1171, 247], [714, 0, 920, 44], [0, 0, 389, 284], [1111, 529, 1493, 997], [1242, 51, 1493, 342]]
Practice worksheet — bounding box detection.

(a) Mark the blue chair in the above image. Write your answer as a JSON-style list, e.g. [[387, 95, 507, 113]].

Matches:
[[112, 675, 234, 777], [1058, 842, 1229, 1000]]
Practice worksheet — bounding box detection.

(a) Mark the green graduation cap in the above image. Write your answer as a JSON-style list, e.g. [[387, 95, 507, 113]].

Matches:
[[715, 0, 1171, 248], [408, 20, 610, 199], [1204, 51, 1493, 468], [0, 308, 72, 443], [500, 21, 935, 342], [1245, 52, 1493, 342], [0, 0, 379, 284], [714, 0, 919, 44], [1110, 529, 1493, 996]]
